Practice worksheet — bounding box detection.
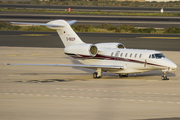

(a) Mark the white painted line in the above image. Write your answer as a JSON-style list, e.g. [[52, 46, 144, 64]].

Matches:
[[69, 96, 75, 98], [79, 96, 84, 98], [128, 91, 133, 93], [111, 98, 118, 100], [102, 98, 109, 100], [167, 101, 174, 104], [93, 97, 99, 99], [52, 95, 58, 97], [119, 99, 125, 101]]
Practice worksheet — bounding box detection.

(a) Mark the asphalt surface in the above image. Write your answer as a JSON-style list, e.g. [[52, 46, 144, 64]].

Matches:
[[2, 12, 180, 28], [1, 4, 180, 13], [1, 31, 180, 51]]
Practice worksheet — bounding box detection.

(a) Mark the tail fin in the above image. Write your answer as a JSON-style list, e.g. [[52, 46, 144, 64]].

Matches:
[[11, 20, 84, 47]]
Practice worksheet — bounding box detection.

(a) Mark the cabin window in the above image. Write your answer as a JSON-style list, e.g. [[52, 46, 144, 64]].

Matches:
[[134, 54, 137, 58], [130, 53, 132, 57], [149, 54, 151, 58], [152, 54, 155, 58], [125, 53, 128, 57], [111, 52, 114, 56], [139, 54, 142, 58], [120, 53, 123, 57], [115, 51, 120, 57]]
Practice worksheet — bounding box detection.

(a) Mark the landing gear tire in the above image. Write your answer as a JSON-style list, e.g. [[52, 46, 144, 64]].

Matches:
[[161, 72, 169, 80], [161, 76, 169, 80], [119, 74, 128, 78], [93, 72, 101, 79]]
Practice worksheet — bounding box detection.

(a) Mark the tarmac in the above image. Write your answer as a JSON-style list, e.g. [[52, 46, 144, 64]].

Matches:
[[0, 46, 180, 120]]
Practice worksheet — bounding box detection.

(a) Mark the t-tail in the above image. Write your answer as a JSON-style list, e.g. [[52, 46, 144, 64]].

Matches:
[[11, 20, 84, 47]]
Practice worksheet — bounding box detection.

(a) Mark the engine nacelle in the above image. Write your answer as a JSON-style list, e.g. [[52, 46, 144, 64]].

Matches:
[[95, 43, 126, 49], [64, 44, 98, 58]]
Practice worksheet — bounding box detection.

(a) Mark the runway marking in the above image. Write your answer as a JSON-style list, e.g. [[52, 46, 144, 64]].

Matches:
[[31, 54, 42, 56], [6, 54, 17, 56], [2, 92, 180, 104], [20, 34, 51, 36], [137, 37, 180, 39], [55, 88, 180, 96], [3, 88, 180, 97], [6, 54, 42, 56]]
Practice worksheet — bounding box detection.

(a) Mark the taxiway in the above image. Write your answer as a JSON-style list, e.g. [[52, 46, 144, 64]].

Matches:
[[0, 46, 180, 120]]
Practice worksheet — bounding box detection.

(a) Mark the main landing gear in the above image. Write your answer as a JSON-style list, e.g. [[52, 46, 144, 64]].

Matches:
[[161, 72, 169, 80], [93, 68, 102, 79], [119, 74, 128, 78]]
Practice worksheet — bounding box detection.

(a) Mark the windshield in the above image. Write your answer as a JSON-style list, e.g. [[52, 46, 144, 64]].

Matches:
[[154, 53, 165, 59]]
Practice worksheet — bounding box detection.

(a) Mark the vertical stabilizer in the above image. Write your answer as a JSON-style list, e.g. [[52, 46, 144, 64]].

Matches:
[[47, 20, 84, 47], [11, 20, 84, 47]]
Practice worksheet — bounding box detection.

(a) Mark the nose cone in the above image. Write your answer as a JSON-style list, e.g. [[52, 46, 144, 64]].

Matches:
[[168, 59, 177, 71], [171, 62, 177, 69]]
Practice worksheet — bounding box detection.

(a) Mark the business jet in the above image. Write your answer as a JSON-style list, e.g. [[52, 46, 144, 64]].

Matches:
[[7, 19, 177, 80]]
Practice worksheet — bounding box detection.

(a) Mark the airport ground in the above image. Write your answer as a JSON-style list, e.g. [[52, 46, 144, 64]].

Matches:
[[0, 47, 180, 120], [0, 31, 180, 120], [2, 12, 180, 28]]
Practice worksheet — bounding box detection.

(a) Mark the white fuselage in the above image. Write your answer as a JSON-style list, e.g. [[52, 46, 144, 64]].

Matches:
[[76, 48, 177, 74]]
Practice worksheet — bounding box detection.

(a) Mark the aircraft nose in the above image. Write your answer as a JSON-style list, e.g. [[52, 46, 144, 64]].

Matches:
[[172, 63, 177, 69], [170, 62, 177, 71]]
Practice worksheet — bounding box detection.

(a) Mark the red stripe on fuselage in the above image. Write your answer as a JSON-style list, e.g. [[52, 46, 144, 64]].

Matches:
[[67, 53, 166, 68]]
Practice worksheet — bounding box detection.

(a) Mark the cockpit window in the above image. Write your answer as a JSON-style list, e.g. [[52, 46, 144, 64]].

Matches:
[[152, 54, 155, 58], [154, 53, 165, 59]]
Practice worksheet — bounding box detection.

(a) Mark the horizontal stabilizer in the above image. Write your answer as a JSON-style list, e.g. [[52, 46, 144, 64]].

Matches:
[[6, 63, 124, 70], [67, 20, 77, 25], [11, 22, 63, 27], [11, 20, 77, 28]]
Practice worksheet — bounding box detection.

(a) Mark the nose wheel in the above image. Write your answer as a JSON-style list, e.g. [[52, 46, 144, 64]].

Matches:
[[161, 72, 169, 80]]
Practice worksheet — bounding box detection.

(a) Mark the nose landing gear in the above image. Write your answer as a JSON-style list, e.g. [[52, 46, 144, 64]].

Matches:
[[161, 72, 169, 80]]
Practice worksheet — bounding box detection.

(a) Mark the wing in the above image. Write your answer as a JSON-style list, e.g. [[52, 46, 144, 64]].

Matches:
[[6, 63, 124, 70]]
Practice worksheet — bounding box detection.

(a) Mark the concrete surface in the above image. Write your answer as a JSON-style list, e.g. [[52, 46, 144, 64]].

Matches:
[[0, 47, 180, 120]]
